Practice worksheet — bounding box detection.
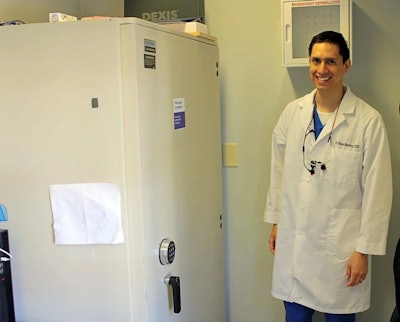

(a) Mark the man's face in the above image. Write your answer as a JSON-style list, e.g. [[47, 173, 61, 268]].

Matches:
[[309, 42, 351, 92]]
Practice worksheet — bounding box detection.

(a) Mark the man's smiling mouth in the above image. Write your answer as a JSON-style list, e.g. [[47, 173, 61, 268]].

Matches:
[[317, 76, 331, 81]]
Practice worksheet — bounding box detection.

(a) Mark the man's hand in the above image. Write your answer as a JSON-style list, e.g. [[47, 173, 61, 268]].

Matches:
[[269, 224, 278, 255], [346, 251, 368, 287]]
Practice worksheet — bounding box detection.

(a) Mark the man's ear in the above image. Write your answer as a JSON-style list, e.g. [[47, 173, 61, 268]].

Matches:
[[344, 59, 351, 72]]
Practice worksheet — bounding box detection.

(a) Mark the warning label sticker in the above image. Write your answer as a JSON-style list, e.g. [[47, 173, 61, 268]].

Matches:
[[144, 54, 156, 69], [144, 39, 156, 69]]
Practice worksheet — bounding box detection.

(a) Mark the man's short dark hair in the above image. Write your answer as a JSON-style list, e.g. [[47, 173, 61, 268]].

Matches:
[[308, 31, 350, 63]]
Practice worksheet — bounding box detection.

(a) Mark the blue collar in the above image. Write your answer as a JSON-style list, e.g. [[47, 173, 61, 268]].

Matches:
[[313, 106, 324, 139]]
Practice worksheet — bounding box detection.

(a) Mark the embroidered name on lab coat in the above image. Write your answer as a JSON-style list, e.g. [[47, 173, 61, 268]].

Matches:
[[334, 141, 360, 150]]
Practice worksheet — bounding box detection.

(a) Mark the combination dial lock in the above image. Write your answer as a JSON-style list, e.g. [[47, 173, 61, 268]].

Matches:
[[159, 238, 176, 265]]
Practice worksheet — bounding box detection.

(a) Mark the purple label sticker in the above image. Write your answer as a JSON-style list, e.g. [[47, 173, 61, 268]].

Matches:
[[174, 111, 186, 129], [173, 98, 186, 130]]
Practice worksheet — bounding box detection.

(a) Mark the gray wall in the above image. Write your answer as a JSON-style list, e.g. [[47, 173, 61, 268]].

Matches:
[[2, 1, 399, 321], [205, 1, 400, 321], [0, 0, 122, 23], [1, 0, 81, 23]]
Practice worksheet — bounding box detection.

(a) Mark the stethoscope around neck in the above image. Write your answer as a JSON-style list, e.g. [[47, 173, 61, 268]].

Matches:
[[302, 105, 339, 175]]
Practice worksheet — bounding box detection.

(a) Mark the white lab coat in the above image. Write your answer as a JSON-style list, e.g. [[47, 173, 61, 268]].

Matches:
[[264, 87, 392, 313]]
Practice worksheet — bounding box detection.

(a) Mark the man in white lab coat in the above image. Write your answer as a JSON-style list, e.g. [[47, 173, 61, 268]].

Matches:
[[264, 31, 392, 322]]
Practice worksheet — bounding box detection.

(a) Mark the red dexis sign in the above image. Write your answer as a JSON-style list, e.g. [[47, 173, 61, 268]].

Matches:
[[292, 0, 340, 7]]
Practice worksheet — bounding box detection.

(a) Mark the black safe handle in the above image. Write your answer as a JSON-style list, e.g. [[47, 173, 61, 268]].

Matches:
[[165, 275, 181, 313]]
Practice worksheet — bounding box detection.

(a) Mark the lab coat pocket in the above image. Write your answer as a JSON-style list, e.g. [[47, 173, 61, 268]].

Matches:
[[325, 147, 361, 185], [326, 208, 361, 258]]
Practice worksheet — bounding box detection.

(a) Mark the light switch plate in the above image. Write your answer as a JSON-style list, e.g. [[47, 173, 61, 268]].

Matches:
[[222, 143, 238, 167]]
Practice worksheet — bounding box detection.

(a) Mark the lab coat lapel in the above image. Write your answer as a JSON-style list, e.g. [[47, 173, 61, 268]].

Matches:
[[314, 86, 356, 144], [301, 90, 316, 135], [315, 112, 344, 144]]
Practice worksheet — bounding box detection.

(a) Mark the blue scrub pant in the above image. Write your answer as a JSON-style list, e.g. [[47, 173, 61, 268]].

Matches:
[[284, 302, 356, 322]]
